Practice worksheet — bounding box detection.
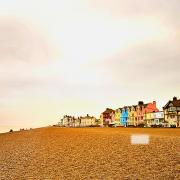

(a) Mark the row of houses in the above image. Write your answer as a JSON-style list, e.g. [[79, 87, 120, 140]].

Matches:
[[58, 114, 98, 127], [100, 97, 180, 127], [58, 97, 180, 128]]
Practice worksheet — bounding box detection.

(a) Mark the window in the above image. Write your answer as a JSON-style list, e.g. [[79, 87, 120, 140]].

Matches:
[[168, 107, 176, 111]]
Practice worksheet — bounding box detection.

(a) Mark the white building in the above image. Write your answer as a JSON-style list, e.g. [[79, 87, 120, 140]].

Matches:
[[80, 114, 96, 127]]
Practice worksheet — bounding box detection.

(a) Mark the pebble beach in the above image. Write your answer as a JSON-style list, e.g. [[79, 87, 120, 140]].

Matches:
[[0, 127, 180, 179]]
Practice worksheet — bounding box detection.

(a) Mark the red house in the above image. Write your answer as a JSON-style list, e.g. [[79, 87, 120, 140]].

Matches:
[[101, 108, 115, 126]]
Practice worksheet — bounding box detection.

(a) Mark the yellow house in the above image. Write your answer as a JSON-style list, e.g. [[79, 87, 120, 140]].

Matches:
[[115, 108, 121, 126], [144, 112, 154, 127], [127, 106, 136, 126], [144, 111, 164, 127]]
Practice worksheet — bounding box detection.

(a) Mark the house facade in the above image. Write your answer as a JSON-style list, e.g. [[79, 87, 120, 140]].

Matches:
[[59, 115, 96, 127], [59, 115, 82, 127], [110, 111, 116, 126], [74, 117, 81, 127], [101, 108, 115, 126], [115, 108, 121, 126], [135, 101, 159, 126], [136, 101, 146, 126], [61, 115, 69, 127], [154, 111, 164, 125], [57, 98, 177, 128], [121, 107, 128, 126], [80, 114, 96, 127], [117, 101, 159, 127], [127, 106, 136, 126], [144, 111, 164, 127], [163, 97, 180, 127]]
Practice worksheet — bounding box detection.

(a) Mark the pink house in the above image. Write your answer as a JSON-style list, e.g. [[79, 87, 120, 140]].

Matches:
[[135, 101, 159, 125]]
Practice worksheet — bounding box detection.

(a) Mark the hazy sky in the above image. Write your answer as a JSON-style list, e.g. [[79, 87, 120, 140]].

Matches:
[[0, 0, 180, 132]]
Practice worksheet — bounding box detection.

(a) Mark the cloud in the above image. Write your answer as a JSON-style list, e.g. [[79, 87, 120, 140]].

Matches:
[[0, 16, 57, 103], [88, 0, 180, 19], [0, 17, 52, 65]]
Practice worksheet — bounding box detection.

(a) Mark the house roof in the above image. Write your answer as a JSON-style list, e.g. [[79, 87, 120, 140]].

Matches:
[[145, 111, 163, 114], [173, 99, 180, 106], [115, 101, 159, 112], [163, 98, 180, 109], [81, 115, 94, 119], [102, 108, 115, 114], [138, 103, 148, 107]]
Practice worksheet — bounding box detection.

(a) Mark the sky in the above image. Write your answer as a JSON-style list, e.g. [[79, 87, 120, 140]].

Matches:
[[0, 0, 180, 132]]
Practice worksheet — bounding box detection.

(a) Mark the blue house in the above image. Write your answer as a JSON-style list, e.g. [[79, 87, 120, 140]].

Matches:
[[121, 107, 128, 126]]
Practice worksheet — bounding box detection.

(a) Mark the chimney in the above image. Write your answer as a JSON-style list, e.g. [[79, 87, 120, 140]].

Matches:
[[153, 101, 156, 105], [173, 97, 177, 101], [138, 101, 144, 105]]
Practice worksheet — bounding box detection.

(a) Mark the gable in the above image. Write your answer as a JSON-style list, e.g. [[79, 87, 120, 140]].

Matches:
[[163, 101, 172, 109], [169, 103, 173, 107]]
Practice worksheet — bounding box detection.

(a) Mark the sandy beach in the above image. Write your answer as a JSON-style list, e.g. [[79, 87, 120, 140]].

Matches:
[[0, 127, 180, 179]]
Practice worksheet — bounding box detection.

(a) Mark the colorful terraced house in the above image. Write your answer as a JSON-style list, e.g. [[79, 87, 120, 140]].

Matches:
[[127, 106, 136, 126], [101, 100, 159, 127], [115, 101, 159, 126], [144, 111, 164, 127], [133, 101, 159, 126], [115, 108, 121, 126], [101, 108, 115, 126], [121, 107, 128, 126]]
